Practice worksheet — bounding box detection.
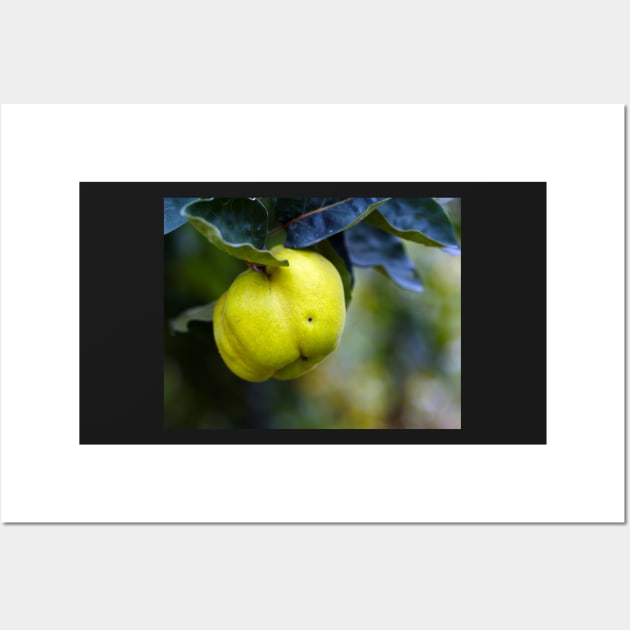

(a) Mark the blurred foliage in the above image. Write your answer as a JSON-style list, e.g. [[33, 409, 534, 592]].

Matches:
[[164, 198, 460, 430]]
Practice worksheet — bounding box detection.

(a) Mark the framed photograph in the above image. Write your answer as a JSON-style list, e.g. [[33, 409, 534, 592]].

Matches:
[[79, 182, 545, 445]]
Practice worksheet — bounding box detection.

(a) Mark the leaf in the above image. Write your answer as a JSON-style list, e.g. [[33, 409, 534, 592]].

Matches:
[[344, 222, 423, 293], [367, 198, 461, 253], [275, 197, 342, 224], [164, 197, 200, 234], [258, 197, 276, 213], [313, 233, 354, 307], [182, 198, 288, 266], [279, 197, 391, 248], [169, 301, 217, 333]]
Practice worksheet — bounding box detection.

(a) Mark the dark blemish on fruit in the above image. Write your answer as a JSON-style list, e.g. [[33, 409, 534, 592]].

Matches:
[[308, 317, 313, 322], [301, 355, 309, 361]]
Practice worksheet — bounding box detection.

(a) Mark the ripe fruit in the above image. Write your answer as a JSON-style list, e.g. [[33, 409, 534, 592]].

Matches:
[[213, 245, 346, 382]]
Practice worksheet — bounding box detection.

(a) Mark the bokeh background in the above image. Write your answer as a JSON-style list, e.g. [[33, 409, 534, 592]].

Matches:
[[164, 198, 461, 430]]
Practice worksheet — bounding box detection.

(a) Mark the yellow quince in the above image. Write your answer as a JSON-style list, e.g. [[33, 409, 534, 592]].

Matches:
[[213, 245, 346, 382]]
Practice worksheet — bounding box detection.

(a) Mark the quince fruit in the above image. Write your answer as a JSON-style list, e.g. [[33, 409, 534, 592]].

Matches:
[[213, 245, 346, 382]]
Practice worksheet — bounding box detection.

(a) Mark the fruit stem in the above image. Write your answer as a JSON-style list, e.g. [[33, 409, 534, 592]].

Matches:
[[246, 261, 267, 274]]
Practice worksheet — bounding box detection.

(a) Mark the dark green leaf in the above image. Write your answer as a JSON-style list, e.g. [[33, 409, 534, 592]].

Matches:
[[280, 197, 391, 248], [182, 198, 288, 266], [169, 301, 217, 333], [275, 198, 342, 224], [258, 198, 276, 213], [436, 197, 462, 244], [344, 222, 423, 293], [313, 234, 354, 307], [164, 197, 200, 234], [367, 198, 460, 253]]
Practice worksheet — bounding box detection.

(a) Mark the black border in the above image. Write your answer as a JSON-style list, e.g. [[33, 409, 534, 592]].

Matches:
[[80, 182, 546, 445]]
